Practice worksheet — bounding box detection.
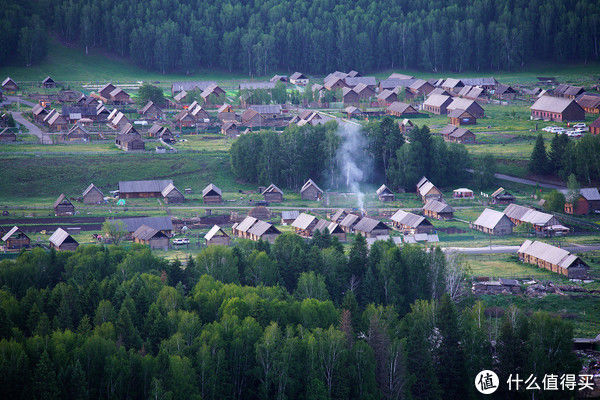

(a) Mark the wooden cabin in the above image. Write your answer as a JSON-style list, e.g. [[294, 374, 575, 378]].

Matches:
[[2, 77, 18, 93], [314, 220, 346, 241], [291, 213, 319, 237], [590, 117, 600, 135], [0, 128, 16, 142], [200, 84, 226, 104], [161, 183, 185, 204], [416, 177, 443, 202], [281, 210, 300, 225], [561, 188, 600, 215], [118, 180, 173, 199], [530, 96, 585, 122], [503, 203, 561, 233], [300, 179, 323, 200], [386, 102, 419, 117], [518, 240, 589, 279], [82, 183, 104, 204], [42, 76, 56, 88], [262, 184, 283, 202], [204, 225, 231, 246], [133, 225, 170, 250], [221, 121, 240, 136], [138, 101, 163, 120], [423, 94, 453, 115], [575, 94, 600, 114], [49, 228, 79, 251], [448, 109, 476, 126], [471, 209, 514, 235], [116, 216, 173, 237], [54, 194, 75, 216], [202, 184, 223, 204], [376, 185, 395, 202], [115, 134, 145, 151], [339, 213, 361, 233], [1, 226, 30, 250], [423, 200, 454, 220], [353, 217, 390, 238], [289, 72, 309, 86], [232, 216, 281, 243], [446, 98, 485, 118], [390, 210, 434, 234], [490, 187, 515, 204]]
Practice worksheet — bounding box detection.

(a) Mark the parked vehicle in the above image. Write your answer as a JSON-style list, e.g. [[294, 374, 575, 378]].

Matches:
[[172, 237, 190, 245], [572, 123, 586, 129], [542, 126, 558, 132]]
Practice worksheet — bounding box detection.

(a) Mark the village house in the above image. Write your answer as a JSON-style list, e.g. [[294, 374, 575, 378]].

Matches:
[[314, 220, 346, 241], [1, 226, 30, 251], [440, 125, 476, 143], [575, 94, 600, 114], [173, 90, 188, 104], [53, 194, 75, 216], [281, 210, 300, 225], [115, 134, 145, 151], [82, 183, 104, 204], [388, 73, 414, 80], [289, 72, 309, 85], [399, 119, 415, 133], [353, 217, 390, 238], [32, 103, 49, 123], [560, 188, 600, 215], [118, 180, 174, 199], [291, 213, 319, 237], [0, 128, 17, 142], [171, 81, 215, 96], [98, 83, 117, 99], [329, 209, 350, 224], [342, 87, 360, 105], [446, 98, 485, 118], [353, 83, 376, 100], [108, 111, 130, 130], [138, 101, 163, 120], [270, 75, 288, 83], [530, 96, 585, 122], [423, 199, 454, 220], [339, 213, 361, 233], [249, 206, 271, 220], [553, 84, 585, 99], [117, 216, 173, 237], [408, 79, 434, 97], [62, 105, 98, 123], [490, 187, 515, 204], [41, 76, 56, 88], [448, 109, 477, 126], [324, 75, 348, 91], [300, 179, 323, 200], [200, 83, 226, 104], [205, 225, 231, 246], [441, 78, 464, 93], [109, 87, 131, 104], [239, 81, 276, 92], [471, 208, 514, 235], [202, 183, 223, 204], [44, 110, 68, 131], [262, 184, 283, 202], [503, 203, 564, 234], [377, 89, 398, 105], [232, 216, 281, 243], [462, 77, 498, 90], [390, 210, 434, 234], [174, 109, 198, 127], [161, 183, 185, 203], [49, 228, 79, 251], [518, 240, 589, 279], [379, 78, 416, 93], [132, 225, 170, 250], [386, 102, 419, 117], [344, 106, 363, 119], [64, 124, 90, 142], [221, 121, 239, 136], [376, 184, 395, 202], [2, 77, 18, 93], [590, 117, 600, 135], [344, 77, 377, 91], [494, 84, 517, 100], [416, 177, 443, 202], [423, 94, 453, 115]]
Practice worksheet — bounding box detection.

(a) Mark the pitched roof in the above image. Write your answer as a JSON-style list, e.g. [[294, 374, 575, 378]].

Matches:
[[376, 184, 393, 195], [447, 98, 482, 112], [345, 77, 376, 87], [387, 102, 416, 114], [202, 183, 222, 197], [49, 228, 77, 247], [281, 210, 300, 220], [2, 226, 27, 242], [140, 100, 160, 114], [314, 220, 343, 234], [559, 188, 600, 202], [440, 125, 458, 135], [290, 72, 307, 80], [291, 213, 318, 230], [423, 199, 453, 213], [236, 216, 258, 232], [503, 203, 555, 226], [118, 180, 173, 194], [353, 217, 389, 233], [339, 213, 360, 228], [172, 81, 215, 92], [205, 225, 229, 240], [262, 183, 283, 195], [53, 193, 72, 209], [379, 78, 417, 90], [462, 77, 497, 86], [447, 108, 473, 118], [388, 73, 414, 80], [377, 89, 397, 100], [530, 96, 580, 113], [132, 224, 166, 240], [473, 208, 512, 230], [449, 127, 474, 139], [390, 210, 431, 228], [423, 94, 452, 108], [249, 104, 282, 114], [518, 240, 587, 269], [82, 183, 103, 197], [442, 78, 463, 88], [418, 181, 438, 197], [173, 90, 187, 102], [161, 183, 182, 197], [239, 81, 276, 90], [301, 179, 323, 194], [247, 220, 280, 236], [117, 216, 173, 233]]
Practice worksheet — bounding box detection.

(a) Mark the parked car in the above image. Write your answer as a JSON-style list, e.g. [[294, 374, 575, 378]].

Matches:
[[542, 126, 557, 132], [172, 238, 190, 245], [566, 131, 582, 138], [551, 127, 566, 134], [572, 123, 587, 129]]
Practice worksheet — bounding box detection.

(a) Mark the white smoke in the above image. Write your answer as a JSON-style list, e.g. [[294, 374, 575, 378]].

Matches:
[[334, 121, 371, 210]]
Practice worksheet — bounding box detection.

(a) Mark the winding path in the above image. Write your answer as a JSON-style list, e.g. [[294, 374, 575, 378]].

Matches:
[[10, 112, 52, 144]]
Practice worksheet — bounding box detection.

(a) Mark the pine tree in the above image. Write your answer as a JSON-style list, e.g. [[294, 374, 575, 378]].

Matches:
[[33, 350, 60, 400], [436, 295, 468, 398], [547, 133, 569, 175], [528, 134, 549, 175]]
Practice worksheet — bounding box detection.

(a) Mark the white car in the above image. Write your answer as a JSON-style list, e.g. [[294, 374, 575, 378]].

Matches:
[[566, 131, 582, 138], [542, 126, 557, 132], [551, 127, 566, 134], [172, 238, 190, 245], [572, 123, 586, 129]]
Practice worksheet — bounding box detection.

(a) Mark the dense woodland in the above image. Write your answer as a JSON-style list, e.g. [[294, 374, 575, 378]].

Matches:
[[230, 119, 470, 191], [2, 0, 600, 73], [0, 235, 580, 399]]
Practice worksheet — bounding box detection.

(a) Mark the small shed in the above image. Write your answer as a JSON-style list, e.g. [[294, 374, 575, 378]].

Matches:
[[132, 224, 170, 250], [1, 226, 30, 250], [49, 228, 79, 251], [42, 76, 56, 88], [82, 183, 104, 204], [2, 77, 18, 92], [54, 194, 75, 216], [115, 134, 145, 151], [0, 128, 17, 142], [300, 179, 323, 200], [161, 183, 185, 204], [376, 184, 395, 202], [262, 184, 283, 202], [205, 225, 231, 246], [490, 187, 515, 204], [202, 183, 223, 204]]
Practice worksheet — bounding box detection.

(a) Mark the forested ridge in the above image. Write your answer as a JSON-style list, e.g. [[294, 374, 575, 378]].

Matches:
[[0, 235, 580, 399], [2, 0, 600, 74]]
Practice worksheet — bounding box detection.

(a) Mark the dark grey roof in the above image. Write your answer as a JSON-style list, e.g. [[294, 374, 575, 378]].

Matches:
[[345, 77, 377, 87], [132, 224, 164, 240], [239, 81, 276, 90], [353, 217, 389, 233], [423, 199, 453, 213], [172, 81, 216, 92], [116, 216, 173, 233], [202, 183, 222, 197], [118, 180, 172, 194]]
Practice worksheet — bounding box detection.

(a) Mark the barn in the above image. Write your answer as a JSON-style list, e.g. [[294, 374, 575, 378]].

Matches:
[[471, 208, 514, 235], [82, 183, 104, 204], [119, 180, 174, 199], [205, 225, 231, 246], [49, 228, 79, 251], [133, 225, 170, 250], [202, 183, 223, 204], [530, 96, 585, 122], [54, 194, 75, 216]]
